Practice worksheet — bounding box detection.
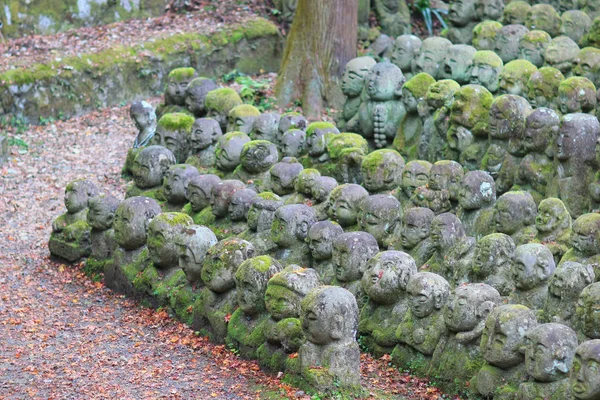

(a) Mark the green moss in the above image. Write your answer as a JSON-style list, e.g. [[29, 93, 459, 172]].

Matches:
[[361, 149, 403, 176], [188, 77, 213, 88], [226, 308, 269, 359], [229, 104, 260, 118], [306, 121, 336, 137], [522, 30, 551, 45], [168, 67, 197, 82], [503, 59, 537, 77], [559, 76, 596, 92], [157, 113, 195, 132], [242, 17, 280, 40], [326, 133, 369, 160], [473, 50, 503, 68], [83, 256, 106, 280], [194, 206, 216, 226], [154, 268, 189, 305], [472, 20, 503, 48], [132, 263, 160, 295], [404, 73, 436, 98], [205, 88, 243, 114]]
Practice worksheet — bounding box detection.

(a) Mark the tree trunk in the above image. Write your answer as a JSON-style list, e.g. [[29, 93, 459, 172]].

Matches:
[[275, 0, 358, 118]]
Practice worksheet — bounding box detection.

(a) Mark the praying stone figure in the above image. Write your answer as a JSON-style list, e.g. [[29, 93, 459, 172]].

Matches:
[[85, 195, 119, 274], [280, 129, 306, 159], [534, 198, 572, 264], [151, 113, 195, 163], [509, 243, 556, 310], [516, 323, 578, 400], [373, 0, 410, 38], [182, 174, 221, 223], [360, 149, 405, 195], [473, 304, 538, 399], [307, 221, 344, 285], [257, 266, 321, 372], [456, 170, 496, 240], [201, 179, 246, 239], [127, 146, 176, 201], [392, 272, 450, 374], [325, 132, 370, 185], [269, 157, 304, 198], [358, 194, 402, 249], [390, 35, 422, 80], [338, 56, 377, 133], [232, 140, 278, 192], [164, 68, 198, 108], [574, 47, 600, 89], [421, 80, 460, 162], [471, 233, 516, 297], [413, 37, 453, 80], [525, 4, 561, 38], [555, 114, 600, 218], [185, 77, 218, 118], [176, 225, 217, 286], [397, 160, 431, 206], [394, 73, 436, 159], [398, 207, 436, 267], [124, 101, 158, 177], [444, 0, 479, 44], [359, 251, 418, 356], [358, 62, 406, 148], [495, 24, 531, 64], [560, 213, 600, 276], [286, 169, 321, 206], [569, 340, 600, 399], [226, 104, 260, 135], [475, 0, 504, 21], [311, 176, 338, 221], [278, 112, 307, 143], [214, 131, 251, 173], [499, 60, 538, 97], [472, 21, 503, 51], [332, 232, 380, 309], [228, 188, 257, 235], [204, 88, 243, 130], [327, 184, 369, 230], [305, 122, 340, 164], [239, 192, 283, 255], [226, 256, 283, 359], [577, 282, 600, 341], [544, 261, 595, 326], [144, 213, 193, 277], [271, 204, 316, 266], [441, 44, 477, 85], [561, 11, 593, 46], [430, 283, 502, 386], [519, 30, 552, 68], [526, 68, 565, 109], [423, 213, 475, 286], [494, 191, 538, 246], [469, 51, 503, 94], [412, 160, 464, 215], [502, 1, 531, 26], [544, 36, 580, 77], [368, 34, 394, 60], [558, 77, 598, 115], [185, 118, 222, 170], [299, 286, 361, 393], [251, 112, 281, 143], [193, 238, 255, 343], [162, 164, 200, 212]]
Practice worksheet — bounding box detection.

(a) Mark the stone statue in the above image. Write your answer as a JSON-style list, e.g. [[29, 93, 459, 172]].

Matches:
[[502, 1, 531, 26], [412, 160, 464, 215], [127, 145, 176, 200], [499, 60, 538, 97], [495, 24, 531, 64], [368, 34, 394, 60], [456, 170, 496, 240], [534, 198, 572, 264], [49, 179, 99, 262], [325, 133, 370, 184], [392, 272, 450, 373], [226, 256, 283, 359], [473, 304, 538, 399], [475, 0, 504, 21], [176, 224, 217, 286], [239, 192, 283, 255], [338, 57, 377, 133], [286, 168, 321, 205], [544, 261, 595, 325], [544, 36, 580, 77], [130, 101, 157, 149], [85, 194, 119, 274], [164, 67, 198, 108], [560, 11, 593, 46], [560, 213, 600, 277], [519, 30, 552, 68], [421, 80, 460, 162], [445, 0, 479, 44], [413, 37, 453, 80], [390, 35, 422, 80], [232, 140, 278, 191], [299, 286, 361, 392], [582, 0, 600, 20], [204, 88, 243, 130], [472, 21, 503, 51], [494, 191, 538, 245], [305, 122, 339, 164], [398, 207, 436, 267], [359, 251, 417, 356], [558, 77, 597, 115], [441, 45, 477, 85], [271, 204, 316, 266], [228, 188, 257, 235], [360, 149, 405, 194], [215, 131, 251, 173], [185, 118, 222, 169], [278, 112, 307, 144], [525, 4, 561, 38], [145, 212, 193, 275], [311, 176, 338, 221], [509, 243, 556, 310], [471, 233, 516, 297], [569, 340, 600, 399], [327, 183, 369, 230], [397, 160, 431, 206], [373, 0, 411, 37], [269, 157, 304, 198], [151, 113, 195, 163], [227, 104, 260, 135], [162, 164, 200, 212], [182, 174, 221, 223], [281, 129, 306, 159], [185, 77, 218, 118], [573, 47, 600, 90], [576, 282, 600, 340], [307, 221, 344, 285], [251, 112, 281, 143], [526, 68, 564, 109], [192, 179, 244, 236], [332, 231, 380, 309], [358, 194, 402, 248], [469, 50, 503, 94]]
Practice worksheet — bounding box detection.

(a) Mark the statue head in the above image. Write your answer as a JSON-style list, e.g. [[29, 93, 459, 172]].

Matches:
[[489, 94, 532, 142], [341, 56, 377, 97], [251, 112, 281, 143], [210, 179, 246, 218], [362, 251, 417, 304], [113, 196, 161, 250], [307, 220, 344, 261], [305, 122, 339, 158], [472, 21, 504, 51], [481, 304, 538, 369], [544, 36, 580, 76], [571, 213, 600, 256], [189, 118, 222, 152], [458, 170, 496, 210], [573, 47, 600, 89], [204, 88, 243, 129], [499, 60, 538, 96], [447, 0, 477, 26], [186, 174, 221, 213], [558, 77, 597, 115], [215, 131, 251, 172], [132, 145, 176, 189], [165, 67, 197, 106], [401, 207, 435, 250], [269, 157, 304, 196], [361, 149, 405, 193], [406, 272, 450, 318], [549, 261, 594, 301], [556, 113, 600, 162], [176, 225, 218, 284], [63, 179, 98, 214], [576, 283, 600, 339], [271, 204, 316, 248], [472, 233, 516, 279], [502, 1, 531, 25], [475, 0, 504, 20], [153, 113, 195, 163], [229, 188, 257, 222], [239, 140, 279, 174], [246, 192, 283, 233], [429, 160, 464, 200], [519, 30, 552, 68], [358, 194, 402, 247], [366, 62, 405, 101], [327, 183, 369, 227], [201, 238, 255, 293], [560, 11, 592, 45], [390, 35, 422, 71], [87, 195, 119, 231], [469, 51, 503, 93], [295, 169, 321, 196], [441, 45, 477, 84], [265, 266, 321, 321], [535, 198, 571, 234], [333, 231, 379, 283], [147, 212, 193, 269], [430, 212, 468, 250], [227, 104, 260, 135], [163, 164, 200, 205], [185, 77, 218, 116], [526, 67, 565, 108], [402, 72, 436, 113], [414, 37, 453, 79], [312, 176, 338, 203], [570, 339, 600, 399], [495, 24, 531, 64], [494, 191, 537, 235], [401, 160, 431, 199], [445, 283, 501, 333], [450, 84, 494, 137], [130, 100, 157, 136], [525, 4, 561, 37], [513, 243, 556, 290], [281, 129, 307, 158], [278, 112, 307, 143], [425, 79, 461, 111], [235, 256, 283, 315]]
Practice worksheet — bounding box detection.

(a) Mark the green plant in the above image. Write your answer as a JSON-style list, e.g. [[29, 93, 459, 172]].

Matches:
[[39, 115, 56, 125], [222, 69, 244, 83], [414, 0, 447, 36]]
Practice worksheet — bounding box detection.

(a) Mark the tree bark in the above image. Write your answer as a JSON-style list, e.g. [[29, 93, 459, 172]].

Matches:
[[275, 0, 358, 118]]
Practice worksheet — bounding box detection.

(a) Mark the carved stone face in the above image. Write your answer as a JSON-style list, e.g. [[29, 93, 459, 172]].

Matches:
[[560, 11, 592, 45], [414, 38, 452, 79], [186, 175, 221, 213], [499, 60, 538, 97], [210, 180, 245, 218], [147, 213, 193, 269], [557, 114, 600, 162], [458, 170, 496, 210], [513, 243, 555, 290], [401, 207, 434, 250], [235, 256, 282, 315], [361, 149, 405, 193], [271, 204, 315, 248], [227, 105, 260, 135], [327, 184, 369, 227], [549, 261, 594, 300], [545, 37, 580, 76], [407, 272, 450, 318], [571, 214, 600, 256], [523, 108, 559, 152], [201, 239, 255, 293], [519, 30, 551, 68], [269, 159, 303, 196], [130, 101, 156, 134], [190, 118, 222, 151], [578, 283, 600, 339], [401, 160, 431, 198], [278, 113, 307, 143], [473, 21, 503, 51], [444, 284, 500, 333], [176, 225, 217, 284], [164, 165, 199, 205], [228, 189, 257, 222], [251, 113, 280, 143], [87, 195, 118, 231], [426, 79, 460, 110], [312, 177, 338, 203], [215, 132, 251, 172], [358, 195, 402, 246], [362, 251, 417, 304], [185, 78, 218, 116], [152, 125, 188, 164], [295, 169, 320, 196], [573, 48, 600, 88], [481, 305, 537, 369], [366, 62, 405, 101], [469, 51, 503, 93], [132, 146, 176, 189], [475, 0, 504, 20], [535, 198, 570, 233], [442, 45, 477, 84], [240, 140, 279, 174], [166, 70, 196, 106], [526, 68, 564, 109], [570, 340, 600, 399], [525, 323, 578, 383], [472, 233, 515, 278], [558, 77, 597, 115], [281, 129, 306, 158], [448, 0, 477, 26], [113, 197, 161, 250], [502, 1, 531, 25], [307, 221, 343, 261], [430, 213, 465, 250], [494, 192, 537, 235], [450, 84, 493, 133], [247, 193, 282, 233], [332, 232, 379, 283], [64, 181, 93, 214], [341, 56, 377, 97], [265, 285, 300, 321], [391, 35, 422, 71], [526, 5, 561, 37], [306, 124, 338, 158], [429, 161, 464, 200], [495, 25, 530, 64]]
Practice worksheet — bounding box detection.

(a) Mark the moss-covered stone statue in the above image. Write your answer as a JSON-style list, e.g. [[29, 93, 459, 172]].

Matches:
[[560, 213, 600, 276], [456, 170, 496, 240], [227, 104, 260, 135], [392, 272, 450, 374], [390, 35, 422, 80], [413, 37, 452, 80], [85, 194, 119, 275], [278, 112, 307, 144], [429, 283, 501, 388], [421, 80, 460, 162], [359, 251, 417, 356], [472, 20, 503, 51], [325, 133, 369, 184], [49, 179, 99, 262], [286, 168, 320, 206], [412, 160, 464, 215], [280, 129, 306, 159], [471, 233, 515, 297], [502, 1, 531, 25], [494, 191, 537, 245], [271, 204, 316, 266], [176, 224, 217, 286], [124, 101, 157, 177], [126, 146, 176, 200], [298, 286, 361, 393], [573, 47, 600, 91], [151, 113, 194, 163], [214, 131, 251, 174], [373, 0, 411, 37], [332, 231, 379, 309], [468, 50, 503, 95], [561, 11, 593, 46], [228, 188, 257, 235], [360, 149, 405, 194], [338, 57, 377, 133], [544, 261, 595, 326], [161, 164, 200, 212], [251, 112, 281, 143], [164, 67, 198, 108], [495, 24, 530, 64], [444, 0, 479, 44], [185, 118, 222, 170], [582, 14, 600, 49], [182, 174, 221, 223], [307, 221, 344, 285], [232, 140, 278, 191], [558, 77, 597, 115], [225, 256, 283, 359], [519, 30, 552, 68], [257, 266, 321, 372], [398, 207, 435, 267], [534, 198, 572, 264], [268, 157, 303, 199], [185, 77, 218, 118], [396, 160, 431, 206], [204, 88, 243, 130], [575, 282, 600, 341], [311, 176, 338, 221], [569, 339, 600, 399], [326, 183, 369, 230], [440, 45, 476, 86], [544, 36, 580, 77], [475, 0, 504, 21], [193, 238, 255, 343], [239, 192, 283, 255], [526, 67, 565, 109], [305, 122, 339, 165], [498, 59, 538, 97], [358, 194, 402, 249], [509, 243, 556, 310], [525, 4, 561, 38], [199, 179, 246, 239], [516, 323, 578, 400], [472, 304, 538, 399]]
